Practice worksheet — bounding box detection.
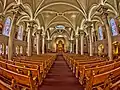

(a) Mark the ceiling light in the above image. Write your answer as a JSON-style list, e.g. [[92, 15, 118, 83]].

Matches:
[[56, 25, 65, 29]]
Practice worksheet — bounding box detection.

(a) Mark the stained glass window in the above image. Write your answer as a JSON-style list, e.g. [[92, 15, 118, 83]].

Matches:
[[17, 25, 23, 40], [2, 17, 11, 36], [110, 18, 118, 36], [98, 26, 103, 40]]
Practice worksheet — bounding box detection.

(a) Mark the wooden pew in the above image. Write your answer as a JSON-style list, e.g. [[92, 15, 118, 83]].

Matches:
[[0, 66, 38, 90], [13, 56, 56, 78], [0, 60, 42, 85], [0, 79, 12, 90], [85, 66, 120, 90], [79, 60, 120, 85]]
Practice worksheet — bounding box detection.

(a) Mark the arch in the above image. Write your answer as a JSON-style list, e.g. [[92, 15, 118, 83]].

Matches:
[[46, 15, 74, 29], [88, 4, 98, 20], [3, 2, 16, 14], [35, 2, 86, 19], [2, 17, 11, 36], [17, 25, 23, 40], [23, 3, 33, 19], [110, 18, 118, 36]]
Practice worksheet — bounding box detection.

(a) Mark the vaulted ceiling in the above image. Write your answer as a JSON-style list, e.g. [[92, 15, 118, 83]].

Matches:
[[0, 0, 120, 39]]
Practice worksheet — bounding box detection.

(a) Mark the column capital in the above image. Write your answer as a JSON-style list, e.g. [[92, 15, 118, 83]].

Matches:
[[80, 30, 84, 36], [28, 20, 36, 29], [69, 39, 74, 43], [41, 33, 45, 38], [85, 21, 93, 27], [75, 34, 79, 38], [0, 14, 5, 21], [12, 4, 24, 18], [36, 30, 41, 34]]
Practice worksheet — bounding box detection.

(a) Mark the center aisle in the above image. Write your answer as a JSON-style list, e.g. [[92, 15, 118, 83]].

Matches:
[[39, 54, 84, 90]]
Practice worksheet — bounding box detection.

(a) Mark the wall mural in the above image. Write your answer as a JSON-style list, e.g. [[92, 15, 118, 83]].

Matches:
[[110, 18, 118, 36], [98, 26, 103, 40], [2, 17, 11, 36]]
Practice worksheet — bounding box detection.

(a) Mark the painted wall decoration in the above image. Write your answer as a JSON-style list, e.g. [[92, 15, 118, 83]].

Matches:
[[17, 25, 23, 40], [110, 18, 118, 36], [98, 26, 103, 40], [2, 17, 11, 36]]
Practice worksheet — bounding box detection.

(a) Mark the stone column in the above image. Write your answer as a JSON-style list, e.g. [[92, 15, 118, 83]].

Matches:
[[80, 31, 84, 55], [8, 5, 21, 60], [75, 34, 79, 54], [3, 44, 6, 56], [97, 5, 113, 60], [41, 34, 45, 54], [0, 15, 5, 34], [47, 39, 51, 50], [85, 21, 93, 56], [36, 31, 40, 55], [70, 40, 73, 53], [27, 21, 34, 56]]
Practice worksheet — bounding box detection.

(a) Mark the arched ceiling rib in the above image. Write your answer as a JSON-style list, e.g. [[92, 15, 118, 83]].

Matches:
[[0, 0, 118, 38]]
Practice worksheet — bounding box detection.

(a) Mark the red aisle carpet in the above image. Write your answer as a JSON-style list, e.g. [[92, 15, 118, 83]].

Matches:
[[39, 54, 84, 90]]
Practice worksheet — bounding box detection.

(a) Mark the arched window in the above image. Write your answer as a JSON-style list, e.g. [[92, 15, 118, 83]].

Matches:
[[17, 25, 23, 40], [98, 26, 103, 40], [0, 44, 2, 55], [2, 17, 11, 36], [110, 18, 118, 36]]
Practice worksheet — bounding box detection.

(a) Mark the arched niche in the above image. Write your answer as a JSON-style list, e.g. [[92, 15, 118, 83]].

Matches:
[[112, 41, 120, 59], [98, 44, 104, 57]]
